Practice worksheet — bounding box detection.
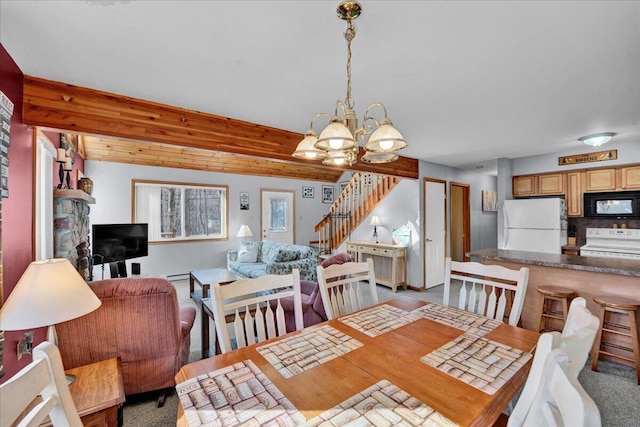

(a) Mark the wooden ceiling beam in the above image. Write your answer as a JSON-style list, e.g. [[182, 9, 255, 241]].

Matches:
[[23, 75, 419, 179]]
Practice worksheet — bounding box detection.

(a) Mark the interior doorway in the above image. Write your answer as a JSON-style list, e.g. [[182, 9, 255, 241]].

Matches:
[[260, 189, 295, 244], [450, 182, 471, 262], [423, 178, 446, 289]]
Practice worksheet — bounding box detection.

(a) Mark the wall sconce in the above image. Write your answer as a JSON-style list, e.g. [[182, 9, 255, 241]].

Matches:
[[369, 216, 382, 243]]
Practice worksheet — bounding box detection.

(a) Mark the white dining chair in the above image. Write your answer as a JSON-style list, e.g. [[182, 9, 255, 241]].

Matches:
[[317, 258, 378, 319], [444, 257, 529, 326], [507, 298, 600, 427], [0, 341, 82, 427], [210, 270, 303, 353], [522, 348, 601, 427]]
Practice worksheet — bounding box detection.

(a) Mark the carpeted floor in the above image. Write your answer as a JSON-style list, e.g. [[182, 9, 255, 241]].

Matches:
[[121, 280, 640, 426]]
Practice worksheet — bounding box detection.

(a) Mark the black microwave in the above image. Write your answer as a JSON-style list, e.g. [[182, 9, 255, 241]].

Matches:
[[584, 191, 640, 218]]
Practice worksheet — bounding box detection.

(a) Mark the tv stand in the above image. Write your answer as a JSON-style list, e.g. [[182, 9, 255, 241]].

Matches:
[[109, 260, 128, 278]]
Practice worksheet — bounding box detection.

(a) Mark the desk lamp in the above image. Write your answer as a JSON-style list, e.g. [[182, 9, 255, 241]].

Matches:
[[0, 258, 102, 381], [370, 216, 382, 243]]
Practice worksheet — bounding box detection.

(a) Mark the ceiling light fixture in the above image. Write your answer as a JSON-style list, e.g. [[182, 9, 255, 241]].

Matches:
[[292, 1, 407, 166], [579, 132, 616, 147]]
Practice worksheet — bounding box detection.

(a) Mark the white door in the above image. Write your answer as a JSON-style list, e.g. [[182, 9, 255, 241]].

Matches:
[[261, 189, 295, 244], [424, 179, 446, 289]]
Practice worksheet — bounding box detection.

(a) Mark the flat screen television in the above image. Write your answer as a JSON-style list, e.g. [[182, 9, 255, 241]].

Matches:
[[92, 223, 148, 264]]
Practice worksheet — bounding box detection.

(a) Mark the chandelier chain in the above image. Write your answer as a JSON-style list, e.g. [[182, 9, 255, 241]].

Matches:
[[344, 21, 356, 109]]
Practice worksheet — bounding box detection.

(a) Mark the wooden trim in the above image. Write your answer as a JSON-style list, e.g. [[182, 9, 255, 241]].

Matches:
[[23, 75, 419, 180]]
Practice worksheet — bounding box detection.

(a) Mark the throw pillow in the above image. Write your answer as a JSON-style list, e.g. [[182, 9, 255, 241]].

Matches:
[[274, 249, 300, 262], [237, 245, 258, 263]]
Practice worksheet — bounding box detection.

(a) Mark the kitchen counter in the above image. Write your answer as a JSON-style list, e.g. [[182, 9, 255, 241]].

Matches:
[[465, 248, 640, 366], [467, 248, 640, 277]]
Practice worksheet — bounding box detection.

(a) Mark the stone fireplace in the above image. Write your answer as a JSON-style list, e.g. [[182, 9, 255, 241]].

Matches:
[[54, 189, 95, 280]]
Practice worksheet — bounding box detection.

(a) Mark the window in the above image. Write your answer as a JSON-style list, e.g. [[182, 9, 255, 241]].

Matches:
[[133, 180, 228, 242]]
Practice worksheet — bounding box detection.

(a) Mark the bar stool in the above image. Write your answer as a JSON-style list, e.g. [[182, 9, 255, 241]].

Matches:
[[591, 295, 640, 385], [535, 285, 577, 333]]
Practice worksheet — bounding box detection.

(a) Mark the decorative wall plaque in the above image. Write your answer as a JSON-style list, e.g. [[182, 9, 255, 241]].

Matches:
[[558, 149, 617, 166]]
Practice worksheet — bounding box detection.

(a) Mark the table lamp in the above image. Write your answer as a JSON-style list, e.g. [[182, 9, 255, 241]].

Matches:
[[370, 216, 382, 243], [0, 259, 102, 368], [236, 225, 253, 241]]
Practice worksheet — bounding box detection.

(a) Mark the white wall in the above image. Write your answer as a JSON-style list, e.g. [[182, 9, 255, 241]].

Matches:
[[86, 161, 333, 278], [86, 160, 498, 287], [511, 139, 640, 175]]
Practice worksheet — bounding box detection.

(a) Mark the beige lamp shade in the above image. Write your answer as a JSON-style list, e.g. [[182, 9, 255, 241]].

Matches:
[[292, 130, 327, 160], [369, 216, 382, 226], [315, 119, 356, 151], [236, 225, 253, 238], [365, 121, 407, 152], [0, 258, 101, 331]]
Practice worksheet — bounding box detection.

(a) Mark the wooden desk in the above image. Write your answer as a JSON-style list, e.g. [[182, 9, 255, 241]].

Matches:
[[347, 241, 407, 292], [176, 298, 539, 427], [61, 358, 125, 427]]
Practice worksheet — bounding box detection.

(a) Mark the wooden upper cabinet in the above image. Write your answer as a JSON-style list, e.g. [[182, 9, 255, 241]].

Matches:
[[538, 173, 565, 195], [513, 176, 536, 196], [566, 171, 583, 217], [620, 165, 640, 190], [513, 173, 564, 197], [585, 168, 616, 191]]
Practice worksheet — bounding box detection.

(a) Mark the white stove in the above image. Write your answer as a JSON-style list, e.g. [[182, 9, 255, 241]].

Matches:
[[580, 228, 640, 260]]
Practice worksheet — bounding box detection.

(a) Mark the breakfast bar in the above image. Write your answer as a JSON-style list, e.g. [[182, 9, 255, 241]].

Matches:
[[467, 248, 640, 366]]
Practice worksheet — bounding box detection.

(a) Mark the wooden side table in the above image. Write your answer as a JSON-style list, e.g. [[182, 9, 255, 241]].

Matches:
[[63, 357, 125, 427], [346, 241, 407, 292]]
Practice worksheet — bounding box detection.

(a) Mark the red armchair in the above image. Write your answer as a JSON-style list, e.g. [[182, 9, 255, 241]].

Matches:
[[56, 277, 196, 398]]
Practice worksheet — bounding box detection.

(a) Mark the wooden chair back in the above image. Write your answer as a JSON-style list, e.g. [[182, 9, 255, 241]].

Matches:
[[443, 257, 529, 326], [0, 341, 82, 427], [211, 270, 303, 353], [317, 258, 378, 319], [560, 297, 600, 377], [522, 349, 601, 427]]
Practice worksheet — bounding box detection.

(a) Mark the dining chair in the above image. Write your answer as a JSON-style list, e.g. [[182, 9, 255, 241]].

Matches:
[[506, 298, 599, 427], [443, 257, 529, 326], [0, 341, 82, 427], [316, 258, 378, 319], [210, 269, 303, 353], [522, 348, 601, 427]]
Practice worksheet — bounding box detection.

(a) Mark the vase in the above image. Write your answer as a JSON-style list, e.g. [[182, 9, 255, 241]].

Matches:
[[78, 177, 94, 195]]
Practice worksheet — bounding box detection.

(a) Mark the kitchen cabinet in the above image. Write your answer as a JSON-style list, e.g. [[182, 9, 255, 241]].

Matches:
[[538, 173, 565, 194], [512, 176, 536, 196], [512, 173, 564, 197], [620, 165, 640, 190], [566, 171, 583, 217], [585, 168, 616, 191]]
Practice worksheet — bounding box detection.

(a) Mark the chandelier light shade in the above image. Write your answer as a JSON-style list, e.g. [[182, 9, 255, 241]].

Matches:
[[579, 132, 616, 147], [292, 1, 407, 167]]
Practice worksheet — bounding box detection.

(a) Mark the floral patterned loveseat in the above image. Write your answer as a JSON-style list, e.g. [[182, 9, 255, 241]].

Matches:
[[226, 240, 318, 282]]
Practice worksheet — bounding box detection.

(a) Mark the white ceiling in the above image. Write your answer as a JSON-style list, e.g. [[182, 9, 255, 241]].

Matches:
[[1, 1, 639, 175]]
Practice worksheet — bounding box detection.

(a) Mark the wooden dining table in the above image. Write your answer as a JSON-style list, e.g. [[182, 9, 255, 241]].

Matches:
[[175, 297, 539, 427]]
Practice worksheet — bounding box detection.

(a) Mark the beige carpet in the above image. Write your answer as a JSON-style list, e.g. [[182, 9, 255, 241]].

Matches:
[[121, 280, 640, 427]]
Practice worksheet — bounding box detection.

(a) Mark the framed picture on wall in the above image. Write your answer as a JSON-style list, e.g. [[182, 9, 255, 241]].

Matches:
[[482, 190, 498, 211], [302, 186, 314, 198], [322, 185, 334, 203], [339, 181, 348, 192], [240, 191, 249, 210]]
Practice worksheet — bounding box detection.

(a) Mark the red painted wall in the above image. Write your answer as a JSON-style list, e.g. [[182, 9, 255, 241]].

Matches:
[[0, 43, 40, 382]]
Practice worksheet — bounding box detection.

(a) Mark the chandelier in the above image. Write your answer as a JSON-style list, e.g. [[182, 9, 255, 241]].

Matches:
[[292, 1, 407, 166]]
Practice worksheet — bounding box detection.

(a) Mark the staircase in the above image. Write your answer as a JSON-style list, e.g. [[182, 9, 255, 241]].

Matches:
[[314, 172, 402, 255]]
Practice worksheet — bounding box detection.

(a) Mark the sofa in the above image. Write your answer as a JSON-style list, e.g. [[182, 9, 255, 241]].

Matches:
[[56, 277, 196, 400], [227, 240, 318, 282]]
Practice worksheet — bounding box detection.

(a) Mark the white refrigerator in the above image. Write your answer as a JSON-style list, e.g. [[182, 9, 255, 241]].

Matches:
[[502, 198, 567, 254]]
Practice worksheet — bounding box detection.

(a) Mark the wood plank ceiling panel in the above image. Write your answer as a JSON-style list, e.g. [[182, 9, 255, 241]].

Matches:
[[82, 136, 344, 182], [23, 75, 419, 180]]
